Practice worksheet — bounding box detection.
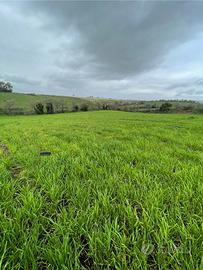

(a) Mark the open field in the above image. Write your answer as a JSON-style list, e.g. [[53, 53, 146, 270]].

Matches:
[[0, 111, 202, 269]]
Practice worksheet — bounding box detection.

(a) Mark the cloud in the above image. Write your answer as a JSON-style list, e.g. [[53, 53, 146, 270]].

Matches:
[[22, 1, 203, 78], [0, 73, 41, 86], [0, 1, 203, 99]]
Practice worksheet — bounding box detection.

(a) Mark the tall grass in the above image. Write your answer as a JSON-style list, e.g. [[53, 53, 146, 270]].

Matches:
[[0, 111, 202, 269]]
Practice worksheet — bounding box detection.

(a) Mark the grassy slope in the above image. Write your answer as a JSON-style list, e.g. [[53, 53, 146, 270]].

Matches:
[[0, 111, 202, 269], [0, 92, 94, 113]]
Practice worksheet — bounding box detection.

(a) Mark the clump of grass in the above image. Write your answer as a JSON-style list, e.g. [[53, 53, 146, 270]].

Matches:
[[0, 111, 202, 269]]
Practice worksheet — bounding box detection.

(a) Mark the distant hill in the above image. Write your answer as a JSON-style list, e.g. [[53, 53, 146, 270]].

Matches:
[[0, 91, 202, 115], [86, 98, 202, 113], [0, 92, 95, 114]]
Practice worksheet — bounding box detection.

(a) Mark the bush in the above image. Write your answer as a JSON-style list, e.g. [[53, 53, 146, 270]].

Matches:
[[54, 100, 66, 113], [34, 103, 44, 114], [102, 104, 109, 110], [72, 104, 79, 112], [80, 104, 89, 111], [3, 100, 16, 114], [46, 103, 54, 114], [182, 105, 195, 112], [0, 81, 13, 93], [159, 102, 172, 112]]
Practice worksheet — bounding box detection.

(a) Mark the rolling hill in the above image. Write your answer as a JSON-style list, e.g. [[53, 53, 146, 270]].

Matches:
[[0, 92, 95, 114], [0, 91, 202, 115]]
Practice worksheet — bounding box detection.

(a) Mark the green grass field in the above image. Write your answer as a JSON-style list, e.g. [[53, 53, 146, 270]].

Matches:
[[0, 111, 202, 269]]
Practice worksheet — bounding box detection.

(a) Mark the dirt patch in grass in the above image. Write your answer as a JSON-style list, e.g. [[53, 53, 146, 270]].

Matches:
[[79, 235, 94, 269], [10, 165, 22, 178], [132, 202, 143, 218], [57, 195, 69, 210], [0, 143, 9, 155], [145, 242, 158, 270], [130, 159, 137, 167], [37, 259, 50, 270]]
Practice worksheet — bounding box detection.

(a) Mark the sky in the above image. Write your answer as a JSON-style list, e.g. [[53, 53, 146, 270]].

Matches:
[[0, 1, 203, 100]]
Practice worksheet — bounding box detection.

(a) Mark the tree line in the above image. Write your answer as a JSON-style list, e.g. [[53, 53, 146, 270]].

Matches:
[[34, 102, 89, 114]]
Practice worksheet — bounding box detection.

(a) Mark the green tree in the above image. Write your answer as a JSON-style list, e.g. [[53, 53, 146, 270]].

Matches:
[[159, 102, 172, 112], [34, 103, 44, 114], [80, 104, 89, 111], [46, 103, 54, 114], [0, 81, 13, 93], [72, 104, 79, 112]]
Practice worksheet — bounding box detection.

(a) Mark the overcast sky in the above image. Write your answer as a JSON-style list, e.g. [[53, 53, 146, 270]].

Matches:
[[0, 1, 203, 100]]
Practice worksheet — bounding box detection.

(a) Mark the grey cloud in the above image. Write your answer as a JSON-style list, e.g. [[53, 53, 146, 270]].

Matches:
[[22, 1, 203, 79], [1, 1, 203, 99], [0, 74, 41, 86], [170, 78, 203, 97], [193, 89, 203, 95], [165, 77, 203, 92], [195, 79, 203, 86], [177, 88, 203, 96]]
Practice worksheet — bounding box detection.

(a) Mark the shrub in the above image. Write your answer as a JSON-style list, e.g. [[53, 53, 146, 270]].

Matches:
[[3, 100, 16, 114], [54, 100, 66, 113], [182, 105, 195, 112], [72, 104, 79, 112], [46, 103, 54, 114], [102, 104, 109, 110], [80, 104, 89, 111], [34, 103, 44, 114], [159, 102, 172, 112], [0, 81, 13, 93]]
